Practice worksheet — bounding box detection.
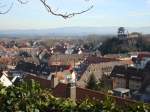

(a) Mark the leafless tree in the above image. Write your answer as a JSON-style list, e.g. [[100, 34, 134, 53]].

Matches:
[[0, 0, 93, 19]]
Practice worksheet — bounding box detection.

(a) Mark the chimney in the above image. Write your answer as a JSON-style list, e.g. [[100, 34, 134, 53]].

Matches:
[[66, 83, 76, 101], [51, 74, 59, 89]]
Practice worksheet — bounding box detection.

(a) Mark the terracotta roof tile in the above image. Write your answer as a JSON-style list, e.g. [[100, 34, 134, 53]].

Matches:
[[52, 83, 67, 98], [76, 87, 137, 106], [85, 56, 119, 64], [138, 52, 150, 59], [24, 74, 51, 89], [52, 83, 137, 106]]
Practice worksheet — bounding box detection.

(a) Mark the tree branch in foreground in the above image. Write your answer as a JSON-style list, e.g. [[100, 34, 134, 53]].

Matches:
[[0, 0, 28, 14], [17, 0, 29, 4], [40, 0, 93, 19], [0, 2, 14, 14], [0, 0, 93, 19]]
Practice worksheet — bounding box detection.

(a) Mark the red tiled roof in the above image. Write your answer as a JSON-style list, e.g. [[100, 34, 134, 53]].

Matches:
[[0, 57, 13, 64], [52, 83, 137, 106], [76, 87, 105, 101], [24, 74, 51, 89], [76, 87, 137, 106], [52, 83, 67, 98], [85, 56, 119, 64], [138, 52, 150, 59], [24, 74, 142, 106]]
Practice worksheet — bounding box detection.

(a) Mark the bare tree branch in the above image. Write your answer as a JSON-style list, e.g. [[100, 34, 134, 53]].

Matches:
[[40, 0, 93, 19], [0, 0, 28, 14], [0, 0, 93, 18], [0, 2, 13, 14], [0, 4, 6, 8], [17, 0, 29, 4]]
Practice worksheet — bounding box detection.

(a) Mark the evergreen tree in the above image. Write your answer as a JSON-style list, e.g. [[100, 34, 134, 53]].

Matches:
[[86, 73, 97, 90]]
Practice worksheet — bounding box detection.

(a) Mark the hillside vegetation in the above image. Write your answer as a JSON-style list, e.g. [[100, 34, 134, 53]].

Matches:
[[100, 36, 150, 55]]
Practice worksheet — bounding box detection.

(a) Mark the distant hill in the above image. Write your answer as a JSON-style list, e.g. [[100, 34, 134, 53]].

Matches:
[[0, 26, 150, 38]]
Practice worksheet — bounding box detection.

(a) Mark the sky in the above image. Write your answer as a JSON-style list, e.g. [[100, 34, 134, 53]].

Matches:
[[0, 0, 150, 30]]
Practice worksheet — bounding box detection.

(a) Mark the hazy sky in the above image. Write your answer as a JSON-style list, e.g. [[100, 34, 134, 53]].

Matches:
[[0, 0, 150, 30]]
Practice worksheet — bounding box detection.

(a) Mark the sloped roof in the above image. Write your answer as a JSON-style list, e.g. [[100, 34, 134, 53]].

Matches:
[[52, 83, 137, 106], [85, 56, 119, 64], [24, 74, 51, 89], [111, 65, 144, 80], [52, 83, 67, 98], [22, 73, 143, 106], [138, 52, 150, 59]]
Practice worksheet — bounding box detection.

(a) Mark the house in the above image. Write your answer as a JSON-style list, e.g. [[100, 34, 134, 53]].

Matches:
[[65, 48, 74, 54], [52, 79, 138, 106], [110, 62, 150, 103], [53, 44, 66, 54], [15, 60, 74, 83], [110, 65, 144, 91], [77, 56, 132, 87], [78, 48, 83, 54], [128, 32, 142, 46], [131, 72, 150, 103], [19, 48, 33, 54], [23, 71, 146, 105], [0, 72, 12, 87], [84, 55, 119, 64], [0, 71, 21, 87], [23, 70, 75, 89], [8, 70, 24, 77], [48, 54, 88, 66]]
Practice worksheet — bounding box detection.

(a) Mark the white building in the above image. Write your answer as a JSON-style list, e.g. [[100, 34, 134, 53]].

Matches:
[[0, 72, 12, 87], [0, 71, 20, 87]]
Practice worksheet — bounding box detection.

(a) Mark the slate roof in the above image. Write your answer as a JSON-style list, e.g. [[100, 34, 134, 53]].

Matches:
[[111, 65, 144, 81]]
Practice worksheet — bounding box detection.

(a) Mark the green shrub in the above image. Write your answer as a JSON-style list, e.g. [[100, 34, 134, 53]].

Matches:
[[0, 80, 150, 112]]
